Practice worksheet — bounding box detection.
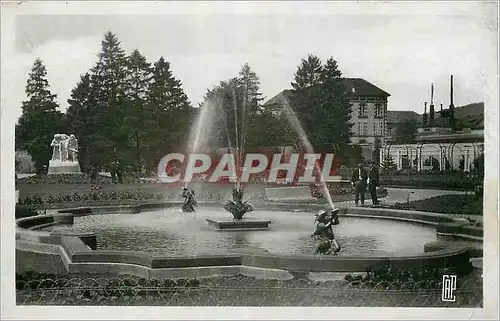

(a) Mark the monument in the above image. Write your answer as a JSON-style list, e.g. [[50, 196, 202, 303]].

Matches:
[[47, 134, 82, 175]]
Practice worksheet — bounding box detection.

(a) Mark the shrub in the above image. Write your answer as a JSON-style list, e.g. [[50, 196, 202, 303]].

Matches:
[[344, 263, 471, 289], [15, 205, 39, 219]]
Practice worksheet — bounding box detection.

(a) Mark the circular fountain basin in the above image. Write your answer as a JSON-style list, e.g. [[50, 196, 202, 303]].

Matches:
[[40, 208, 438, 257]]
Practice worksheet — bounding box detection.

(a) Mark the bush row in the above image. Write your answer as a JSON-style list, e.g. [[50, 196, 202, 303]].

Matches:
[[344, 263, 471, 289], [380, 176, 482, 190]]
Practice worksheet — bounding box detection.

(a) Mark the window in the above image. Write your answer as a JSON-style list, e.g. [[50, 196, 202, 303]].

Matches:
[[375, 103, 384, 118], [358, 103, 367, 118], [358, 122, 368, 136], [374, 122, 384, 136]]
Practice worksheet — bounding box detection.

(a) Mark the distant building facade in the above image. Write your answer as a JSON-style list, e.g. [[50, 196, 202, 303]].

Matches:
[[262, 78, 391, 160], [381, 76, 484, 172]]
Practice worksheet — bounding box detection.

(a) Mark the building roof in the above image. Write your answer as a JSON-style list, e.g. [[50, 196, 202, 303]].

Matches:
[[387, 110, 421, 124], [263, 89, 294, 107], [262, 78, 390, 107], [342, 78, 391, 97]]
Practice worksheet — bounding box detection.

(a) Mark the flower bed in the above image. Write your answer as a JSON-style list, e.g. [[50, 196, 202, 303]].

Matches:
[[16, 174, 149, 185], [344, 263, 473, 290], [310, 184, 387, 200], [17, 189, 270, 209]]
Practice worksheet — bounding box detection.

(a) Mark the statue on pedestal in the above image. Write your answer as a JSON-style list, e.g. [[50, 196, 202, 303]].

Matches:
[[48, 133, 82, 175]]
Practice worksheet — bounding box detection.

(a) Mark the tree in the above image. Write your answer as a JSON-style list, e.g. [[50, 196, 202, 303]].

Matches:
[[200, 63, 268, 153], [289, 55, 324, 141], [145, 56, 193, 168], [66, 72, 105, 170], [238, 63, 264, 114], [16, 59, 65, 173], [289, 54, 353, 163], [393, 119, 417, 144], [90, 31, 129, 166], [382, 153, 397, 171], [123, 49, 153, 170]]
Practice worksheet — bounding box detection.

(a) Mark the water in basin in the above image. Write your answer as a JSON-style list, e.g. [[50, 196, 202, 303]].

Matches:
[[42, 208, 437, 256]]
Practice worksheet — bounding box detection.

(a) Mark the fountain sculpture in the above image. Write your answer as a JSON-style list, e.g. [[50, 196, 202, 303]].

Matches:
[[312, 209, 341, 255], [223, 187, 254, 220], [181, 187, 197, 212]]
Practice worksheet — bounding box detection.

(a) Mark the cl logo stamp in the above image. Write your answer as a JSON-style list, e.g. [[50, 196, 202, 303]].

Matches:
[[442, 275, 457, 302]]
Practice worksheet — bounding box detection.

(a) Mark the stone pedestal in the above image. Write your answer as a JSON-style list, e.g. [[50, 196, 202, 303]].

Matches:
[[47, 160, 82, 175], [206, 218, 271, 231]]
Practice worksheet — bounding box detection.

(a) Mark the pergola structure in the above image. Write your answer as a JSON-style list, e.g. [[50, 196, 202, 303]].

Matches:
[[382, 129, 484, 172]]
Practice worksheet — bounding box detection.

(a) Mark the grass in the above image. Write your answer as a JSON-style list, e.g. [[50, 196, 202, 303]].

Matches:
[[386, 194, 483, 215]]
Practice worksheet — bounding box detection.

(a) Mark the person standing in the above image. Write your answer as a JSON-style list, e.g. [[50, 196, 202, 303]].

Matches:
[[351, 162, 368, 206], [368, 161, 380, 206]]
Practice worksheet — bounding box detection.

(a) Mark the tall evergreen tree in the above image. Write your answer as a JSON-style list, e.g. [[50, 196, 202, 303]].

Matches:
[[90, 31, 129, 165], [123, 49, 153, 169], [289, 55, 324, 142], [66, 72, 107, 169], [145, 56, 192, 167], [16, 59, 65, 172], [289, 54, 353, 160]]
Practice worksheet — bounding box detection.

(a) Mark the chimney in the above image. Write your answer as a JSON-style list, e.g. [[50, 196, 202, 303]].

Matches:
[[429, 83, 435, 125], [440, 103, 443, 111], [423, 102, 428, 125], [449, 75, 455, 130]]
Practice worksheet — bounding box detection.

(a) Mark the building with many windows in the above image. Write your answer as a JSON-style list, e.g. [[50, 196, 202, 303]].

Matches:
[[262, 78, 391, 160]]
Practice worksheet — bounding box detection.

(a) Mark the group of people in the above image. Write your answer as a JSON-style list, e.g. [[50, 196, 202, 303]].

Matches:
[[350, 161, 380, 207]]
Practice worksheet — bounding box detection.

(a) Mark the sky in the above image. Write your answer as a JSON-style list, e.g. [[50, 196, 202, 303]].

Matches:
[[2, 2, 498, 120]]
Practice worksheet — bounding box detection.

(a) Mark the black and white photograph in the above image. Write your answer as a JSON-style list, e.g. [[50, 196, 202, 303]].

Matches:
[[1, 1, 498, 320]]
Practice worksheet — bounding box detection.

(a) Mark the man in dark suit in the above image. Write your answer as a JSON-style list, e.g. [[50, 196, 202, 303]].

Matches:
[[368, 161, 380, 206], [351, 162, 368, 206]]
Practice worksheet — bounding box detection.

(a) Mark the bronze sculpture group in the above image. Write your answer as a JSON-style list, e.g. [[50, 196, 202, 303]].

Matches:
[[181, 187, 197, 212], [180, 185, 340, 255], [312, 208, 341, 255]]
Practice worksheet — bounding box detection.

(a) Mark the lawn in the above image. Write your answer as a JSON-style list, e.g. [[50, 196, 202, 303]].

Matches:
[[386, 194, 483, 215]]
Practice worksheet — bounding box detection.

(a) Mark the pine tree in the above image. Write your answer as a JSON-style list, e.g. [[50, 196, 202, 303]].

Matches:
[[145, 56, 192, 168], [90, 31, 129, 165], [289, 55, 353, 163], [289, 55, 324, 142], [123, 49, 153, 170], [382, 153, 397, 171], [66, 73, 106, 169], [16, 59, 65, 173], [238, 63, 264, 113]]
